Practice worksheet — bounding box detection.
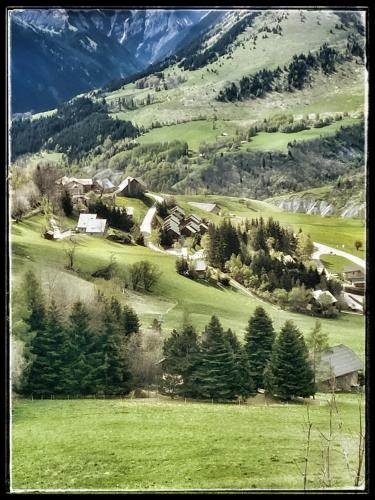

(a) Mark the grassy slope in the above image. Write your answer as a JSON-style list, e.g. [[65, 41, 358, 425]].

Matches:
[[105, 10, 364, 140], [320, 254, 364, 273], [12, 394, 364, 490], [11, 213, 365, 357]]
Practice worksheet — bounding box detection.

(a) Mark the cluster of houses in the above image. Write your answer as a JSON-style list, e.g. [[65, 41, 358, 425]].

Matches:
[[163, 206, 209, 241], [56, 172, 147, 211]]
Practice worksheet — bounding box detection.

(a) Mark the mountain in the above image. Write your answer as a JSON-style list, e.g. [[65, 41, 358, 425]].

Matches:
[[10, 8, 222, 114]]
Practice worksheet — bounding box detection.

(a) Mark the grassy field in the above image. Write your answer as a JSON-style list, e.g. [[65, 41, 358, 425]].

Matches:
[[115, 196, 150, 224], [11, 212, 365, 357], [241, 117, 360, 153], [11, 394, 365, 491], [320, 254, 364, 273]]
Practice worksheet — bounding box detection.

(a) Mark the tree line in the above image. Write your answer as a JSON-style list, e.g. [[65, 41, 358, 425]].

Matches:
[[11, 96, 138, 162], [217, 42, 348, 102], [17, 270, 321, 402], [161, 307, 317, 401], [88, 199, 134, 232]]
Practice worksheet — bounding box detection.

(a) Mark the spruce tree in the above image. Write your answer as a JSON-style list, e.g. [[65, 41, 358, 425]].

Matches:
[[123, 305, 140, 337], [162, 325, 200, 397], [94, 304, 132, 395], [23, 300, 69, 396], [244, 307, 275, 390], [65, 301, 97, 395], [264, 320, 315, 400], [192, 316, 238, 400], [22, 270, 46, 332]]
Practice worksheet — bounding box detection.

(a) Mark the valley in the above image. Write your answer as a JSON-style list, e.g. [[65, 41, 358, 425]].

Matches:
[[8, 7, 367, 493]]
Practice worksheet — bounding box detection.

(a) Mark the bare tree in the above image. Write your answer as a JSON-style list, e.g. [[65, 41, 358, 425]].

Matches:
[[63, 237, 79, 271]]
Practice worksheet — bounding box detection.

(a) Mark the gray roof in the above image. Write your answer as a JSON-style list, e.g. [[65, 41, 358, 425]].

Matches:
[[317, 344, 363, 381], [164, 221, 180, 235], [343, 266, 364, 274]]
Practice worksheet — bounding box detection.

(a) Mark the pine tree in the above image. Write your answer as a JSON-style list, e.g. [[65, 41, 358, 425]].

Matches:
[[192, 316, 238, 400], [23, 300, 69, 396], [162, 325, 200, 397], [94, 304, 132, 395], [61, 188, 73, 217], [244, 307, 275, 390], [264, 320, 315, 400], [65, 301, 97, 395], [123, 305, 140, 337], [22, 270, 46, 332]]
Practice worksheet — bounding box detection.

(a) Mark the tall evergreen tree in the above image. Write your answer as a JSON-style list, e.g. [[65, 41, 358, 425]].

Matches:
[[192, 316, 238, 400], [306, 320, 329, 391], [244, 307, 275, 390], [23, 300, 69, 396], [264, 320, 315, 400], [22, 270, 46, 332], [94, 304, 132, 395], [123, 305, 140, 337], [162, 325, 201, 397], [65, 301, 97, 395]]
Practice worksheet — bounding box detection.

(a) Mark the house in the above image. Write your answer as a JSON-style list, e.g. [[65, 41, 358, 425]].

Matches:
[[316, 344, 364, 391], [311, 290, 337, 306], [342, 266, 365, 287], [163, 219, 181, 240], [115, 176, 147, 198], [181, 221, 201, 237], [85, 218, 107, 236], [193, 259, 207, 278], [170, 206, 185, 221], [188, 201, 220, 214], [76, 213, 98, 232], [57, 177, 93, 195], [94, 178, 116, 193], [164, 214, 181, 225]]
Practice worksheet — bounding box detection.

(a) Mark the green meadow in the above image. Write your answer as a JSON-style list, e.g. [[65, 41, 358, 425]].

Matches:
[[11, 394, 364, 490], [11, 212, 365, 357]]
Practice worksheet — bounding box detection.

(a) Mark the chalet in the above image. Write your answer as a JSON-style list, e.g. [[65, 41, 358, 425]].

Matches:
[[165, 214, 181, 226], [342, 266, 365, 287], [94, 178, 116, 193], [116, 176, 146, 198], [311, 290, 337, 306], [193, 259, 207, 278], [76, 213, 97, 232], [316, 344, 364, 392], [188, 201, 220, 214], [85, 218, 107, 236], [163, 219, 181, 240], [170, 206, 185, 221], [57, 177, 93, 195]]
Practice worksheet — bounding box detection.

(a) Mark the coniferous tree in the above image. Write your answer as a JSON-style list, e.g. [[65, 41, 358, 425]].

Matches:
[[244, 307, 275, 390], [123, 305, 140, 337], [23, 300, 69, 396], [94, 304, 132, 395], [192, 316, 238, 400], [65, 301, 97, 395], [264, 320, 315, 400], [22, 270, 46, 333], [61, 188, 73, 217], [162, 325, 201, 397]]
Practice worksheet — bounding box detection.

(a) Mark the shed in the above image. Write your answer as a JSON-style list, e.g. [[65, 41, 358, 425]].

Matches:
[[194, 259, 207, 277], [316, 344, 364, 391], [116, 176, 146, 198]]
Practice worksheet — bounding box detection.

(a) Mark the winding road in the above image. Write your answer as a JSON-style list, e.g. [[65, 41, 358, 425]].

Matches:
[[312, 242, 365, 270]]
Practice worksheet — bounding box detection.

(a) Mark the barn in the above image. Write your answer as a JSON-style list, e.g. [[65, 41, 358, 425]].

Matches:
[[116, 177, 147, 198], [316, 344, 364, 392]]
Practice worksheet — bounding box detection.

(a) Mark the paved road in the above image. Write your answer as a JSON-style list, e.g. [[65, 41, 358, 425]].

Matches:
[[312, 242, 365, 269]]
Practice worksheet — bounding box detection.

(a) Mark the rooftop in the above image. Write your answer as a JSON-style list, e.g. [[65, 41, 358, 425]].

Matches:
[[317, 344, 363, 381]]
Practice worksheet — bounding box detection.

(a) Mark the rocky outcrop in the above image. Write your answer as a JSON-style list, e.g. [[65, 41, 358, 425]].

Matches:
[[272, 195, 365, 218]]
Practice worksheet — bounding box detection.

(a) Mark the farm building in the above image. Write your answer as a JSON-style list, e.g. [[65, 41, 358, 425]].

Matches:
[[93, 169, 122, 187], [94, 178, 116, 193], [57, 177, 93, 195], [316, 344, 364, 391], [170, 206, 185, 221], [188, 201, 220, 214], [342, 266, 365, 287], [116, 177, 147, 198], [311, 290, 337, 306], [193, 259, 207, 277], [76, 214, 107, 236], [163, 219, 181, 240]]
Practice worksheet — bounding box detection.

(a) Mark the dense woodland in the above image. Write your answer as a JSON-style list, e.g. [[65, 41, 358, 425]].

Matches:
[[11, 97, 138, 162]]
